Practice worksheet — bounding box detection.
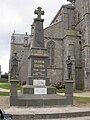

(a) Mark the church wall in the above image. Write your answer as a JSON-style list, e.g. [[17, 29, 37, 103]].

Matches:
[[44, 21, 64, 83], [75, 0, 90, 90], [13, 44, 24, 60], [19, 47, 29, 83], [45, 39, 64, 83], [62, 6, 75, 30], [74, 36, 84, 90], [44, 5, 75, 84], [44, 21, 64, 39]]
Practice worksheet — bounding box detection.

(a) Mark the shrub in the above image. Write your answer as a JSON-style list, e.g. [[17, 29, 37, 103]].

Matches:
[[51, 82, 65, 89], [20, 80, 26, 85]]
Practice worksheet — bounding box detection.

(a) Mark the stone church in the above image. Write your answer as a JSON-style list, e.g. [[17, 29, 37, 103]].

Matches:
[[9, 0, 90, 90]]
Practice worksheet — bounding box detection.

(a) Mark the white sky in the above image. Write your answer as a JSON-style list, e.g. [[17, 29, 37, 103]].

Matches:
[[0, 0, 70, 74]]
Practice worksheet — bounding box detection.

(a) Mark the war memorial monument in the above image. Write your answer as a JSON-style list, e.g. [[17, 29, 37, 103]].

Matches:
[[10, 7, 73, 107], [9, 0, 90, 91]]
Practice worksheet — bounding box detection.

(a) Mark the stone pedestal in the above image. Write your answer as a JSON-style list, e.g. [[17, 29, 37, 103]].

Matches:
[[10, 80, 19, 106], [10, 80, 18, 96], [65, 80, 74, 105]]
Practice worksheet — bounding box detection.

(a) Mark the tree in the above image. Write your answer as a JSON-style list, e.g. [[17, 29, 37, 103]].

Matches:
[[1, 72, 8, 79]]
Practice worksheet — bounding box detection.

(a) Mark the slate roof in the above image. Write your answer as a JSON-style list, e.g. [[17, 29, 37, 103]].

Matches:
[[11, 33, 30, 44]]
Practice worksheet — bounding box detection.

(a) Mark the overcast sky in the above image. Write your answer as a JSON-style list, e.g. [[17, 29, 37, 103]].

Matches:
[[0, 0, 70, 74]]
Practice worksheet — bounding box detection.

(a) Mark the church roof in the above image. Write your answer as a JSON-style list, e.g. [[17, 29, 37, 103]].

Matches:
[[50, 3, 74, 25], [11, 33, 30, 44]]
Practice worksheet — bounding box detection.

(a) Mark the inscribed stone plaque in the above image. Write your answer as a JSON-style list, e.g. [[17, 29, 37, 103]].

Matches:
[[33, 79, 46, 86], [34, 88, 47, 94]]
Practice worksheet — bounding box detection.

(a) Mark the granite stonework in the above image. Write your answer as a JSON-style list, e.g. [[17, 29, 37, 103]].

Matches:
[[9, 0, 90, 90], [9, 0, 90, 91], [10, 7, 74, 107]]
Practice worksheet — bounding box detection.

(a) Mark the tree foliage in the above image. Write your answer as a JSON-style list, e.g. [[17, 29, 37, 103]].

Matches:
[[1, 73, 8, 79]]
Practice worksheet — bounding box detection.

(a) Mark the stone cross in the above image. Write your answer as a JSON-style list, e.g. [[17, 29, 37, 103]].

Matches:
[[34, 7, 44, 19]]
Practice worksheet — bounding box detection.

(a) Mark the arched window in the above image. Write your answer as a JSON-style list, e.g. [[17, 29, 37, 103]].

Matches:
[[47, 41, 55, 66]]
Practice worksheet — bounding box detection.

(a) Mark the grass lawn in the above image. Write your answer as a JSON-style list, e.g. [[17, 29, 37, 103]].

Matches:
[[0, 92, 9, 96], [74, 97, 90, 103], [0, 82, 21, 90], [0, 83, 11, 89]]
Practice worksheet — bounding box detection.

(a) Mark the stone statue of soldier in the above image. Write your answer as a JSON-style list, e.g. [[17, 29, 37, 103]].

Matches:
[[66, 56, 72, 80], [11, 52, 18, 79]]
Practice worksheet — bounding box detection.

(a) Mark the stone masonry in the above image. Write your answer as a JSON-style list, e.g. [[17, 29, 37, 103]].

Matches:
[[9, 0, 90, 90], [10, 7, 73, 107]]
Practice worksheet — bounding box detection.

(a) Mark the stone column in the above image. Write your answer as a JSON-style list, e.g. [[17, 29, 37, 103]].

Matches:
[[84, 46, 90, 90], [83, 0, 90, 90]]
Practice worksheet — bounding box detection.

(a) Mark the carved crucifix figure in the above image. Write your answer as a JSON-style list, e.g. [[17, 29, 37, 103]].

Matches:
[[34, 7, 44, 19]]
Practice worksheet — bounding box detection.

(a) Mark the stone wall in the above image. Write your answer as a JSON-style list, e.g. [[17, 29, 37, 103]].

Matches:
[[75, 0, 90, 90], [44, 21, 64, 83], [19, 46, 29, 83]]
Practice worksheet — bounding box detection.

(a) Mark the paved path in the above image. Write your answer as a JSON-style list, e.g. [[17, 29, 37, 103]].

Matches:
[[58, 92, 90, 97], [0, 88, 10, 92], [44, 117, 90, 120], [4, 106, 90, 119], [5, 106, 90, 115]]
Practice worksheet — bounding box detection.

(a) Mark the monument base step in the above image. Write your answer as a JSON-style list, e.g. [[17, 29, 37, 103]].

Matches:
[[10, 94, 73, 107], [5, 107, 90, 120]]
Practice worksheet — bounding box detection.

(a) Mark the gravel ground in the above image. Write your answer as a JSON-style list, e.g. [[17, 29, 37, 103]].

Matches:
[[0, 96, 10, 109]]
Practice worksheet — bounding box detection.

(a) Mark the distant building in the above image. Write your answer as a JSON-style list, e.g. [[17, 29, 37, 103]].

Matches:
[[9, 0, 90, 90]]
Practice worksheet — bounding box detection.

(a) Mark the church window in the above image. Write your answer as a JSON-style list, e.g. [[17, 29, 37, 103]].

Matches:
[[32, 27, 34, 29], [79, 41, 81, 44], [47, 41, 55, 66]]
